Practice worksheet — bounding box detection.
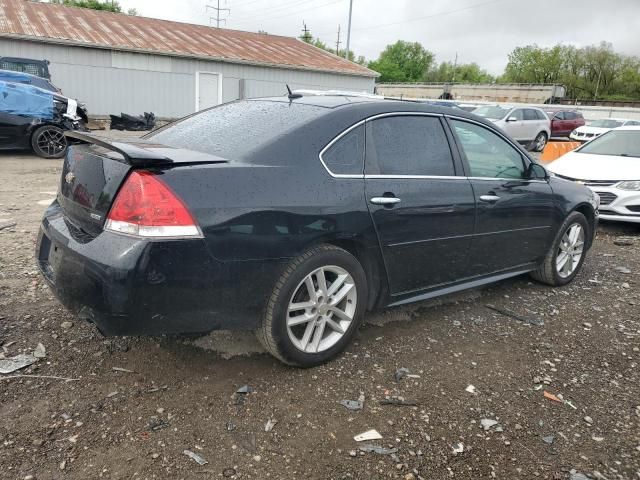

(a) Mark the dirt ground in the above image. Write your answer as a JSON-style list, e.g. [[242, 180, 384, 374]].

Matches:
[[0, 149, 639, 480]]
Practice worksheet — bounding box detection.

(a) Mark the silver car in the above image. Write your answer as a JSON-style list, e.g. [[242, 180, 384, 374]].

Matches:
[[473, 105, 551, 152]]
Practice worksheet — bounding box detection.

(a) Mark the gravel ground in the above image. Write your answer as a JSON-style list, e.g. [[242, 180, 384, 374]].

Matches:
[[0, 149, 639, 480]]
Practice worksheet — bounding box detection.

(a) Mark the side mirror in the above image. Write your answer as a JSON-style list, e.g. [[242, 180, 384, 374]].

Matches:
[[506, 116, 518, 122], [528, 163, 547, 180]]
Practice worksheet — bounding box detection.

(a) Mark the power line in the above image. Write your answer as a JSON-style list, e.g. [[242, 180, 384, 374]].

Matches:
[[232, 0, 343, 26], [231, 0, 323, 24]]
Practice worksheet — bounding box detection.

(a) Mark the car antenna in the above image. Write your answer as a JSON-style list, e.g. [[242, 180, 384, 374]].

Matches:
[[286, 84, 303, 100]]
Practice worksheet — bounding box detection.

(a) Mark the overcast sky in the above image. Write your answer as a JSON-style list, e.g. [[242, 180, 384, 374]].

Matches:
[[118, 0, 640, 75]]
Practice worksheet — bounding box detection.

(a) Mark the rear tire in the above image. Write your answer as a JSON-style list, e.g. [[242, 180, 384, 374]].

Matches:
[[530, 211, 589, 286], [31, 125, 67, 159], [256, 244, 367, 367], [529, 131, 548, 152]]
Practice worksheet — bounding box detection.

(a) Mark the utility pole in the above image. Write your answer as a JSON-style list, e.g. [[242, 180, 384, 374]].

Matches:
[[300, 21, 311, 43], [594, 68, 602, 102], [335, 25, 341, 56], [345, 0, 353, 60], [451, 52, 458, 83], [206, 0, 230, 28]]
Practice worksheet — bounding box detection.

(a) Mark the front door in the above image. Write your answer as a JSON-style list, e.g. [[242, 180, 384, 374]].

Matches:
[[448, 118, 555, 275], [364, 114, 476, 296]]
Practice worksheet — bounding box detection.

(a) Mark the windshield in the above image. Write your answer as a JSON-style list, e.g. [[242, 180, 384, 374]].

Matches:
[[147, 100, 326, 159], [578, 129, 640, 157], [473, 105, 510, 120], [588, 119, 623, 128]]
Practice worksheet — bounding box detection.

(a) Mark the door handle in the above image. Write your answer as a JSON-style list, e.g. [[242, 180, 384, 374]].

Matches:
[[479, 195, 500, 202], [370, 197, 401, 205]]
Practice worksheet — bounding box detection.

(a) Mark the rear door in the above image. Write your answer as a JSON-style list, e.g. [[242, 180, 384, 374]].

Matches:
[[364, 114, 476, 295], [522, 108, 543, 140], [448, 118, 555, 275]]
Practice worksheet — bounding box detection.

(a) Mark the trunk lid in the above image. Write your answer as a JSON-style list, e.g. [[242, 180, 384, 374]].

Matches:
[[58, 133, 226, 237]]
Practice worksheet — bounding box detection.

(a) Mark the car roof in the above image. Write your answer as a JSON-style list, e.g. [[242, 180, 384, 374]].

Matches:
[[615, 125, 640, 130]]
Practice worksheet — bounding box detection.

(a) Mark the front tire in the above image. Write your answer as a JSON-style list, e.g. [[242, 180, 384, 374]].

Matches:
[[31, 125, 67, 159], [256, 245, 367, 367], [530, 211, 589, 286]]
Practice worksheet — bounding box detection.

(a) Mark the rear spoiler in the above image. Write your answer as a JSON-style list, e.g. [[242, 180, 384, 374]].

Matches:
[[65, 131, 171, 166], [65, 131, 227, 167]]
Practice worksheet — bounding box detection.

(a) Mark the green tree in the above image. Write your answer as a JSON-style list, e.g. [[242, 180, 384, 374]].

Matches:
[[51, 0, 122, 12], [425, 61, 494, 83], [300, 29, 366, 64], [368, 41, 434, 82]]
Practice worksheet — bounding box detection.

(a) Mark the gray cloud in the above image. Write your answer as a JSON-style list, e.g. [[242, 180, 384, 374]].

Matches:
[[120, 0, 640, 75]]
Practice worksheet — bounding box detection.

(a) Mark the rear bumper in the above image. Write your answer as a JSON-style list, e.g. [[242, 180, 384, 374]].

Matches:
[[36, 202, 285, 335]]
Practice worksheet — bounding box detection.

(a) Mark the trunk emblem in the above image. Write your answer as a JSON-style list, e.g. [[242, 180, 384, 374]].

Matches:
[[65, 172, 75, 184]]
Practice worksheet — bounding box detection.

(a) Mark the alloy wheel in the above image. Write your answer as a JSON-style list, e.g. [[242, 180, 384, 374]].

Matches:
[[556, 223, 585, 278], [36, 128, 66, 157], [535, 133, 547, 151], [286, 265, 357, 353]]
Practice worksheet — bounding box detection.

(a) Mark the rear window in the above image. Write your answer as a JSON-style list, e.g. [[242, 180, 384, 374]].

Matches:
[[148, 100, 326, 159]]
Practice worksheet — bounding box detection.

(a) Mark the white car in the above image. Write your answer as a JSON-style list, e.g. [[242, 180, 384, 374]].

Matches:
[[569, 118, 640, 142], [548, 126, 640, 224], [472, 105, 551, 152]]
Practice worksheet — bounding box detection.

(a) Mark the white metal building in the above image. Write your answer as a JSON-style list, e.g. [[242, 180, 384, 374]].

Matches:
[[0, 0, 377, 118]]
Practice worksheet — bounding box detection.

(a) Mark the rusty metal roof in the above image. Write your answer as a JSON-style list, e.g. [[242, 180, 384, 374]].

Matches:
[[0, 0, 377, 77]]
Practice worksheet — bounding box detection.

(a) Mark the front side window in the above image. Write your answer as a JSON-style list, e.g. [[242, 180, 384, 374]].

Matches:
[[366, 116, 455, 176], [321, 124, 364, 175], [452, 120, 526, 179], [510, 109, 523, 121], [564, 112, 576, 120]]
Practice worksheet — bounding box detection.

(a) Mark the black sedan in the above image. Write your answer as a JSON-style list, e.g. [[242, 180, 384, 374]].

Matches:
[[36, 94, 599, 367]]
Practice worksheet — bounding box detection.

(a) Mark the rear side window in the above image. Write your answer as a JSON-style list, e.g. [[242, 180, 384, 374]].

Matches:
[[523, 109, 538, 121], [148, 100, 325, 160], [321, 124, 364, 175], [366, 116, 455, 176]]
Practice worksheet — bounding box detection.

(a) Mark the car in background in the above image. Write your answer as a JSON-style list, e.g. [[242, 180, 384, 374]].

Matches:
[[0, 69, 60, 93], [36, 94, 597, 367], [569, 118, 640, 142], [0, 70, 88, 158], [472, 105, 551, 152], [0, 56, 51, 79], [548, 126, 640, 224], [544, 108, 585, 137]]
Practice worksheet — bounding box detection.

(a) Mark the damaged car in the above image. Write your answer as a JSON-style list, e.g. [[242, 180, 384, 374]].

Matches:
[[36, 93, 598, 367], [0, 70, 87, 158]]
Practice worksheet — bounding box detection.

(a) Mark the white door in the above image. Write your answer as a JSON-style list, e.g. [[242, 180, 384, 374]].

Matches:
[[196, 72, 221, 111]]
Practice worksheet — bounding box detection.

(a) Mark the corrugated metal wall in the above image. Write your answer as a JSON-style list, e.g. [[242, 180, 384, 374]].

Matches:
[[0, 38, 375, 118]]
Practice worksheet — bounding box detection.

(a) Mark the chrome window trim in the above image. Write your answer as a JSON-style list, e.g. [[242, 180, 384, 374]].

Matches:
[[365, 174, 462, 180], [318, 111, 444, 179]]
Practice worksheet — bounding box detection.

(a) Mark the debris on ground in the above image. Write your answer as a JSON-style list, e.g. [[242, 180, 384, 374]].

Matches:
[[109, 112, 156, 131], [354, 429, 383, 442], [465, 384, 476, 394], [0, 219, 17, 230], [615, 266, 632, 274], [486, 304, 544, 326], [380, 396, 418, 407], [542, 434, 555, 445], [112, 367, 135, 373], [543, 391, 563, 403], [236, 385, 255, 394], [183, 449, 208, 465], [452, 442, 464, 454], [226, 421, 236, 432], [394, 367, 410, 382], [264, 418, 277, 432], [33, 343, 46, 358], [223, 467, 237, 477], [340, 399, 364, 411], [614, 237, 636, 246], [0, 353, 37, 374], [358, 444, 398, 455], [147, 417, 170, 432], [569, 471, 589, 480], [480, 419, 499, 431], [60, 321, 73, 330]]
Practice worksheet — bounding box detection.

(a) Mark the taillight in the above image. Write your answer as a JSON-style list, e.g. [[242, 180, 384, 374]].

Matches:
[[105, 171, 202, 238]]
